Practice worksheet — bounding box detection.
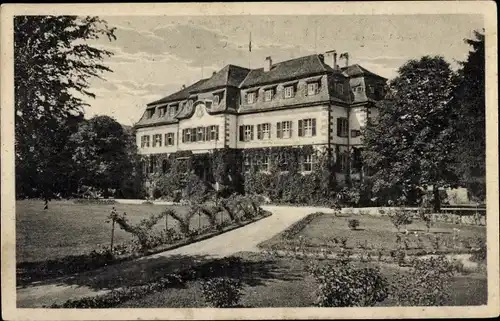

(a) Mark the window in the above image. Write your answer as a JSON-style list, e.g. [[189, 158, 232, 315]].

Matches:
[[197, 127, 205, 141], [264, 89, 274, 101], [335, 83, 344, 95], [258, 156, 270, 172], [339, 153, 349, 172], [158, 106, 167, 117], [209, 125, 219, 141], [190, 128, 197, 142], [162, 159, 168, 174], [257, 123, 271, 140], [337, 117, 349, 137], [301, 154, 314, 172], [149, 155, 157, 173], [243, 156, 252, 173], [182, 129, 191, 143], [351, 129, 361, 138], [152, 134, 162, 147], [239, 125, 254, 142], [146, 108, 155, 119], [284, 85, 294, 98], [141, 135, 150, 148], [307, 82, 319, 95], [369, 85, 375, 94], [356, 86, 364, 92], [277, 121, 292, 139], [298, 118, 316, 137], [169, 105, 178, 117], [213, 94, 220, 105], [247, 91, 256, 104], [165, 133, 175, 146]]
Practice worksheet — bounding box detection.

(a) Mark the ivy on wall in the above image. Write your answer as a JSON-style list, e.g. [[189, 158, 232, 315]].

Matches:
[[139, 145, 349, 206]]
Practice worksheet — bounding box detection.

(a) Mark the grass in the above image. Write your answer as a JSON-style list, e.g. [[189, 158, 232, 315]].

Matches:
[[16, 200, 232, 263], [259, 213, 486, 254], [117, 252, 487, 308]]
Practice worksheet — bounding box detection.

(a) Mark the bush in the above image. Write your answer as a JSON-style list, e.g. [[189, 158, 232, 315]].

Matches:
[[347, 219, 360, 230], [200, 278, 243, 308], [392, 255, 455, 306], [73, 198, 117, 205], [470, 236, 487, 262], [388, 209, 413, 232], [308, 259, 389, 307]]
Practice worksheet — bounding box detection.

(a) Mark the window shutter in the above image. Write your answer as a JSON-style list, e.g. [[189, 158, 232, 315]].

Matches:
[[191, 128, 197, 142], [239, 126, 244, 142], [243, 93, 247, 104], [337, 118, 341, 136], [257, 124, 262, 140], [181, 130, 185, 143], [251, 125, 254, 140], [281, 87, 285, 99], [298, 119, 303, 137], [216, 126, 219, 140], [312, 118, 317, 136], [304, 84, 309, 97], [289, 121, 293, 137], [277, 122, 282, 139]]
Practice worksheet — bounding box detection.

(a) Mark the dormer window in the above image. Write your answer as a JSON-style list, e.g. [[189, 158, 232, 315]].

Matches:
[[169, 104, 178, 117], [307, 82, 320, 96], [213, 94, 220, 105], [284, 85, 295, 99], [264, 88, 274, 102], [335, 83, 344, 95], [158, 106, 167, 117], [146, 108, 155, 119], [357, 86, 364, 92], [246, 91, 256, 104], [187, 100, 194, 108]]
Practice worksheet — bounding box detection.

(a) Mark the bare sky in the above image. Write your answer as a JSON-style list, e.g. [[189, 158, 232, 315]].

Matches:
[[85, 14, 483, 125]]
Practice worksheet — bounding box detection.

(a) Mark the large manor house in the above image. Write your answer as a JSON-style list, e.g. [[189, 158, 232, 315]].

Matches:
[[134, 50, 387, 185]]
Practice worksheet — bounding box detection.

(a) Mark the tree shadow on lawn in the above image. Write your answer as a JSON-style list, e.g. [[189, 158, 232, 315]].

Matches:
[[44, 253, 302, 291]]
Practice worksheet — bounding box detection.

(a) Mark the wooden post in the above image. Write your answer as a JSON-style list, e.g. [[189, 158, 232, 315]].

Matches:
[[165, 214, 168, 232], [198, 211, 201, 230]]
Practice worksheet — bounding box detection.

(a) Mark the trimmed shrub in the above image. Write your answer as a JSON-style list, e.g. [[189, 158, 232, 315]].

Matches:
[[392, 255, 455, 306], [200, 277, 243, 308], [388, 209, 413, 232], [73, 198, 117, 205], [347, 219, 360, 230], [308, 259, 389, 307]]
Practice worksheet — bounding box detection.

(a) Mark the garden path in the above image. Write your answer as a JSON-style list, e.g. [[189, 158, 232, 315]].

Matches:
[[16, 205, 323, 308]]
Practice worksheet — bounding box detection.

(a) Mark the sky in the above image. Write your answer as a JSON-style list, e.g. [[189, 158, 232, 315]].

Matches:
[[84, 14, 483, 125]]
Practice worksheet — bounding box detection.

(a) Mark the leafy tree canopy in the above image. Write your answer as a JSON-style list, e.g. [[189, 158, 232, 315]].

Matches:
[[14, 15, 116, 199], [362, 56, 459, 208]]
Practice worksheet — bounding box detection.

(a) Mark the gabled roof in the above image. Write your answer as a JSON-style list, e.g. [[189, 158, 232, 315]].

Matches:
[[193, 64, 251, 93], [240, 54, 338, 88], [341, 64, 387, 80], [147, 78, 209, 106]]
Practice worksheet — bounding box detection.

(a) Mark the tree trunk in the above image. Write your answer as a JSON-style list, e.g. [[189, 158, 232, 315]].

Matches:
[[433, 186, 441, 213]]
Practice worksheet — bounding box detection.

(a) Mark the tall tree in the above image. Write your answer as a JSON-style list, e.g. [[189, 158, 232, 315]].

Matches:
[[452, 30, 486, 201], [14, 16, 116, 199], [362, 56, 458, 211], [70, 116, 131, 197]]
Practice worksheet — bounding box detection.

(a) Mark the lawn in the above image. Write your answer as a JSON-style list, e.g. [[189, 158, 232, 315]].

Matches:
[[259, 212, 486, 254], [16, 200, 231, 263], [117, 252, 487, 308]]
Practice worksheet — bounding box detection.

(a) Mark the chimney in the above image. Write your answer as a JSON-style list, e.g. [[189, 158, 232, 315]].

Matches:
[[264, 56, 272, 72], [212, 71, 217, 77], [182, 84, 186, 89], [324, 50, 338, 70], [340, 52, 349, 67]]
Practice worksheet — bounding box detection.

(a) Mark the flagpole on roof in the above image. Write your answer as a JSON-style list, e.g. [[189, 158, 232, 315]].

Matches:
[[248, 31, 252, 69]]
